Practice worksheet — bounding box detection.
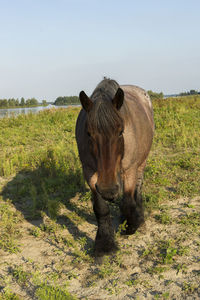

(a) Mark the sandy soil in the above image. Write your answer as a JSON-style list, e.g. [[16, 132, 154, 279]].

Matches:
[[0, 196, 200, 299]]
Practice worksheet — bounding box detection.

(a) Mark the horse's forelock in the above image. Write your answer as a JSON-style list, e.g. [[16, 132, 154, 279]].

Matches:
[[87, 78, 123, 136], [87, 100, 123, 137]]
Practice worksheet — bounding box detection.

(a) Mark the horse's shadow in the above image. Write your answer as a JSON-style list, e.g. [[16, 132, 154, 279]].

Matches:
[[1, 162, 96, 255]]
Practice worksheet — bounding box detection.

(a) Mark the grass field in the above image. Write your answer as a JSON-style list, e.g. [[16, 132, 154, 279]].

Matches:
[[0, 96, 200, 299]]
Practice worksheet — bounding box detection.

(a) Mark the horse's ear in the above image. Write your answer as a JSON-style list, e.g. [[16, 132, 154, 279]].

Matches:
[[112, 88, 124, 110], [79, 91, 93, 112]]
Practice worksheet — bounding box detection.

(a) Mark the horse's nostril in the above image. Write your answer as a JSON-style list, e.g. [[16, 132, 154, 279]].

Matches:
[[95, 183, 119, 199]]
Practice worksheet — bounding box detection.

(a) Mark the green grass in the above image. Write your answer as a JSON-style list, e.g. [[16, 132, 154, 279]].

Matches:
[[142, 238, 190, 275], [0, 97, 200, 299], [0, 201, 22, 253], [143, 96, 200, 209], [35, 283, 77, 300], [0, 98, 199, 219], [0, 108, 85, 219], [1, 263, 77, 300], [0, 289, 22, 300]]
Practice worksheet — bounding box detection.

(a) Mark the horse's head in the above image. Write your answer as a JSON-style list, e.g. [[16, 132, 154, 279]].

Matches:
[[79, 88, 124, 200]]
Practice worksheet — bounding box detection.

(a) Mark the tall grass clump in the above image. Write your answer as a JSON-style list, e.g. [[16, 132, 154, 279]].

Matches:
[[0, 108, 81, 176], [0, 200, 22, 253], [143, 95, 200, 209]]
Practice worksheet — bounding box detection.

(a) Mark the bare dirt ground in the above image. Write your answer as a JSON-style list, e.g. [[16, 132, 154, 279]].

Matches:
[[0, 195, 200, 299]]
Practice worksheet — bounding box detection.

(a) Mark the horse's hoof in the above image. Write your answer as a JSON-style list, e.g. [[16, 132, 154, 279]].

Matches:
[[94, 255, 104, 265], [125, 226, 137, 235], [120, 226, 136, 235], [121, 220, 145, 235], [94, 242, 118, 260], [94, 246, 118, 264]]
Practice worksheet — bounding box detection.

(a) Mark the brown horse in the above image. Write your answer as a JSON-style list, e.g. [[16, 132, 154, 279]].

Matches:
[[76, 78, 154, 258]]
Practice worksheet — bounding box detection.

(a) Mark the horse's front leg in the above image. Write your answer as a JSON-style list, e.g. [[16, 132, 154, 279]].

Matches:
[[121, 168, 144, 235], [92, 191, 118, 257]]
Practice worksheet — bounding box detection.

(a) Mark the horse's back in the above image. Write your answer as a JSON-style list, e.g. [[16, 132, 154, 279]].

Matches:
[[120, 85, 152, 107], [120, 85, 154, 131]]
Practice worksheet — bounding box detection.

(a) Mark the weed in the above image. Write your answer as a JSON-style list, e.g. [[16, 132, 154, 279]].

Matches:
[[147, 266, 168, 274], [97, 256, 114, 278], [125, 278, 140, 287], [0, 288, 22, 300], [35, 283, 77, 300], [160, 244, 177, 264], [105, 279, 122, 295], [182, 281, 199, 294], [142, 238, 189, 268], [154, 212, 172, 224], [162, 292, 170, 299], [0, 201, 22, 253], [175, 263, 187, 274], [80, 191, 91, 202], [40, 215, 59, 234], [29, 227, 42, 237], [9, 265, 31, 286], [165, 280, 173, 286], [183, 203, 195, 208], [178, 212, 200, 228], [116, 220, 127, 237]]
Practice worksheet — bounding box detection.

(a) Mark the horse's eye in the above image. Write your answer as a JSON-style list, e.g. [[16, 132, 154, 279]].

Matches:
[[119, 130, 123, 137], [87, 131, 91, 137]]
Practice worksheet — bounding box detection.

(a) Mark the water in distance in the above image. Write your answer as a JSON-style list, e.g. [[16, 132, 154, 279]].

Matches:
[[0, 104, 80, 119]]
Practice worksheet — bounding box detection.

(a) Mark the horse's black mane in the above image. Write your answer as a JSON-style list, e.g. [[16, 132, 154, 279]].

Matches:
[[87, 78, 123, 136]]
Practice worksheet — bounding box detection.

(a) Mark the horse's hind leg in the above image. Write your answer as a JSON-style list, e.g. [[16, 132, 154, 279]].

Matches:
[[120, 166, 145, 235], [92, 191, 118, 257], [134, 160, 146, 221]]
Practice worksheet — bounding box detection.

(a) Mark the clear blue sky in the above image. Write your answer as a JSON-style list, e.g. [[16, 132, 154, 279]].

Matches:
[[0, 0, 200, 101]]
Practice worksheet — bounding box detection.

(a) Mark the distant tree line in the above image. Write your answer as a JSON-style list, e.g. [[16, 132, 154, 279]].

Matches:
[[147, 90, 164, 100], [2, 89, 199, 109], [0, 98, 47, 108], [148, 89, 200, 100], [54, 96, 79, 105], [179, 90, 200, 96]]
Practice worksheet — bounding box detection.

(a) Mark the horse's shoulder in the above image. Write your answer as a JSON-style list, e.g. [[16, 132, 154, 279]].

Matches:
[[120, 85, 153, 111]]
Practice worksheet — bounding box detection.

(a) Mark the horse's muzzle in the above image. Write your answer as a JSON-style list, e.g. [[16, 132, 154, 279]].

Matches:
[[95, 183, 119, 201]]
